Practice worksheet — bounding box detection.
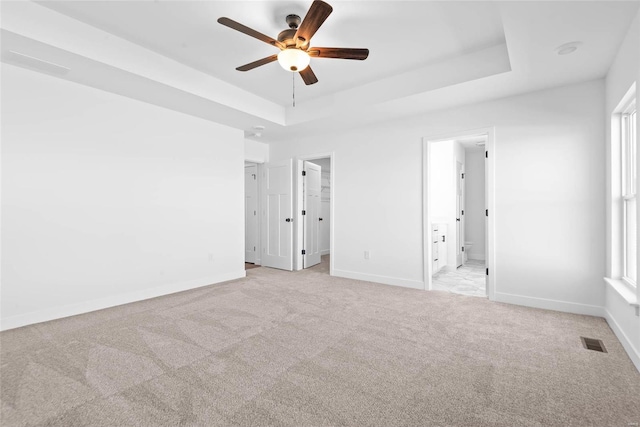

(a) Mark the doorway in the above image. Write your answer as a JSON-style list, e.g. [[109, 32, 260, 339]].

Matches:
[[257, 154, 333, 274], [424, 129, 495, 299], [295, 154, 333, 274]]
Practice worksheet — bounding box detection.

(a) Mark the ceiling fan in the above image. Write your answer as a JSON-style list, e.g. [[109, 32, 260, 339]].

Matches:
[[217, 0, 369, 85]]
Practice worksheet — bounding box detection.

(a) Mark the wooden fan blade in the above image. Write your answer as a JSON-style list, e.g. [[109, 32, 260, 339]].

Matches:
[[218, 17, 284, 49], [236, 54, 278, 72], [299, 66, 318, 85], [308, 47, 369, 60], [294, 1, 333, 48]]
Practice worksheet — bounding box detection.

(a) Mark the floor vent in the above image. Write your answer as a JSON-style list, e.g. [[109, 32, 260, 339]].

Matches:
[[581, 337, 607, 353]]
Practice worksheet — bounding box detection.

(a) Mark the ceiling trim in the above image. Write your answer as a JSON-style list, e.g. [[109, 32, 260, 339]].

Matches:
[[1, 1, 286, 126]]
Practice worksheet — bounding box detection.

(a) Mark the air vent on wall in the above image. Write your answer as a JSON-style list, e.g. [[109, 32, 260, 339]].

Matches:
[[4, 50, 71, 76], [580, 337, 607, 353]]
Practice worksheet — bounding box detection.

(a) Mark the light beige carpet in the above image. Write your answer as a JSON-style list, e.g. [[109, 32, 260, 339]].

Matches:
[[1, 256, 639, 427]]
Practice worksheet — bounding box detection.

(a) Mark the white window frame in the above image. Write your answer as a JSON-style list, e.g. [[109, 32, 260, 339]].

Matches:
[[621, 99, 637, 288]]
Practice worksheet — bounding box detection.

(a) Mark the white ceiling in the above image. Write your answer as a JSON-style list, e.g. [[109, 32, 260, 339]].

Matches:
[[457, 135, 487, 150], [35, 1, 507, 107], [2, 1, 639, 143]]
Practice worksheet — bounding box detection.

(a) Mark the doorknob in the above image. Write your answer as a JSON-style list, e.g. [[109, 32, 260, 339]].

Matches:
[[285, 218, 292, 222], [456, 218, 460, 222], [319, 217, 323, 221]]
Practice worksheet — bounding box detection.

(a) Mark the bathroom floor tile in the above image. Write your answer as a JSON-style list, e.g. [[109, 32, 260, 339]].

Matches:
[[432, 260, 486, 297]]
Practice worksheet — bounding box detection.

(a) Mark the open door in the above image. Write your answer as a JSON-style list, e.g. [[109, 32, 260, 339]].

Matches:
[[456, 161, 464, 267], [244, 164, 258, 263], [262, 159, 293, 271], [485, 148, 489, 296], [303, 161, 322, 268]]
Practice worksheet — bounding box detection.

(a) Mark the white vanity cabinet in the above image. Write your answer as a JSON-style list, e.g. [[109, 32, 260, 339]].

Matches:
[[432, 224, 448, 274]]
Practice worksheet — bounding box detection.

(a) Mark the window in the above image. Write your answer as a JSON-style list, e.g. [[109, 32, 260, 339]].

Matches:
[[622, 99, 637, 286]]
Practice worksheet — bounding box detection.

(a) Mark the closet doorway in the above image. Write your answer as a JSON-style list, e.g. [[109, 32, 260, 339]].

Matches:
[[423, 129, 495, 299], [295, 154, 333, 274]]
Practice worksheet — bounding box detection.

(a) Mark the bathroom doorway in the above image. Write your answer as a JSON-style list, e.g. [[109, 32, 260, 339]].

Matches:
[[424, 130, 495, 299]]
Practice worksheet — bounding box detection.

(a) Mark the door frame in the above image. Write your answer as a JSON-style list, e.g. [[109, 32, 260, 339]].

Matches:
[[423, 128, 496, 299], [295, 152, 335, 274]]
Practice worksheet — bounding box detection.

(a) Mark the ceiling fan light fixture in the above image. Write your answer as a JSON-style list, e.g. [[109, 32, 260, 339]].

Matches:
[[277, 49, 310, 72]]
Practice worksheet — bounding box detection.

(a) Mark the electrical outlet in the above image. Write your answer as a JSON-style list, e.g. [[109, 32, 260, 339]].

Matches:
[[364, 251, 370, 260]]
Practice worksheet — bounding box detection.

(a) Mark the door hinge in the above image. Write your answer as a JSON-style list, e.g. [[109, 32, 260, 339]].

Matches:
[[252, 174, 256, 180], [462, 210, 464, 215], [486, 268, 489, 275], [302, 249, 306, 255], [462, 173, 465, 179], [302, 170, 306, 176], [253, 246, 256, 251], [254, 210, 256, 216], [462, 247, 464, 252], [486, 209, 488, 216], [485, 151, 488, 158], [302, 210, 306, 215]]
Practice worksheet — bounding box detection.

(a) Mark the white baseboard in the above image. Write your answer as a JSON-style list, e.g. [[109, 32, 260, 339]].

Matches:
[[332, 269, 424, 290], [494, 292, 604, 317], [321, 249, 331, 256], [0, 270, 246, 331], [604, 308, 640, 372]]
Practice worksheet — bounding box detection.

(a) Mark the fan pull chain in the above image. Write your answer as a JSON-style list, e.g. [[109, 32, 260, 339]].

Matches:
[[292, 72, 296, 107]]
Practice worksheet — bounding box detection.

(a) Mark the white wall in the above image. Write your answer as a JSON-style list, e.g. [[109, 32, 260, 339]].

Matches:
[[1, 64, 245, 330], [271, 79, 605, 313], [244, 139, 269, 163], [464, 147, 486, 260], [604, 10, 640, 370]]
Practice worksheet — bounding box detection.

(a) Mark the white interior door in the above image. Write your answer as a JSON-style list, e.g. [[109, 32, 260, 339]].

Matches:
[[262, 159, 293, 271], [303, 161, 322, 268], [485, 149, 489, 296], [244, 165, 258, 263], [456, 161, 464, 267], [319, 171, 330, 255]]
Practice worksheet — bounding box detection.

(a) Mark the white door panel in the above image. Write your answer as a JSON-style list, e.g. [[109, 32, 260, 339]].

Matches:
[[303, 161, 322, 268], [456, 161, 464, 267], [262, 159, 293, 271], [244, 165, 258, 263]]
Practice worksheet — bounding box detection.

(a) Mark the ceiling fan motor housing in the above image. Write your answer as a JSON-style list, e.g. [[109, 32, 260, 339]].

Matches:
[[285, 14, 301, 29], [277, 29, 298, 47], [279, 15, 304, 48]]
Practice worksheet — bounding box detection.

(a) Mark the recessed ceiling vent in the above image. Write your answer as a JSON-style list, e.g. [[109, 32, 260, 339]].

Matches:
[[4, 50, 71, 76], [580, 337, 607, 353]]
